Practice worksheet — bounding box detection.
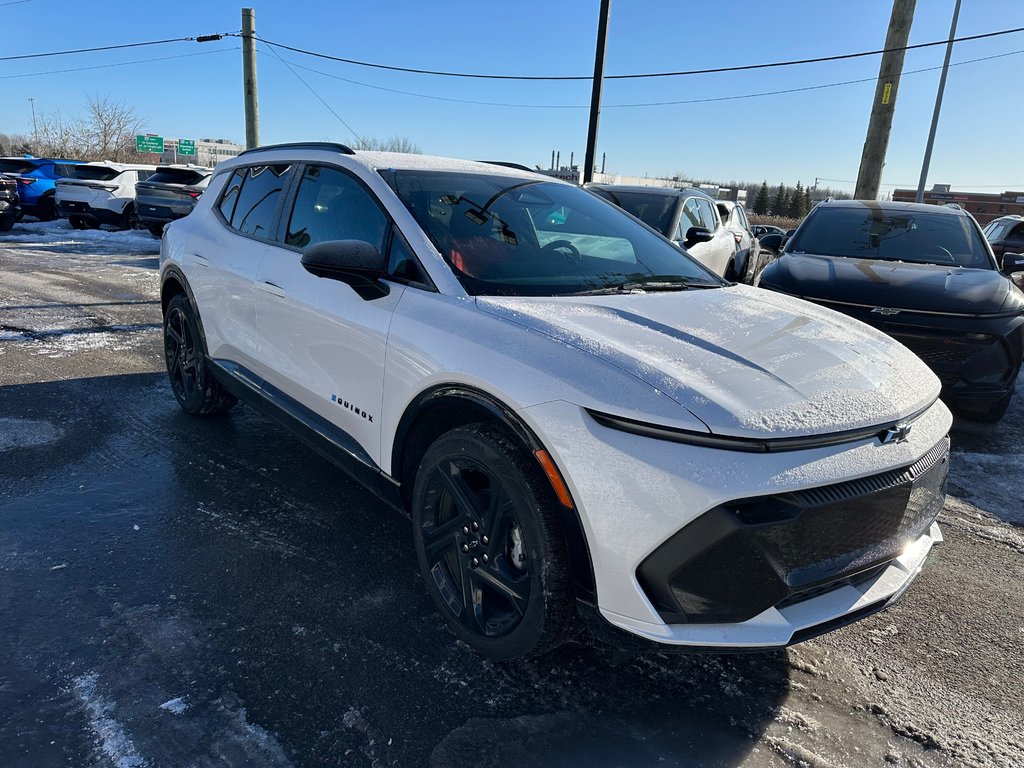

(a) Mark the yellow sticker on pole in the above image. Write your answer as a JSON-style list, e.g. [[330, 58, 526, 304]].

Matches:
[[882, 82, 893, 105]]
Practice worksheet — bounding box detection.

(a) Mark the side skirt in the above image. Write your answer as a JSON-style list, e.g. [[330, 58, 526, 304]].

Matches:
[[208, 358, 404, 512]]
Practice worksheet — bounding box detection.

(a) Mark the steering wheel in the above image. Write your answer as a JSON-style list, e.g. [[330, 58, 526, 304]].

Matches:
[[541, 239, 582, 265], [923, 245, 956, 264]]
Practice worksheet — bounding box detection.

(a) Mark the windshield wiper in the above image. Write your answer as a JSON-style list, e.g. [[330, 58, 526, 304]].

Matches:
[[570, 280, 699, 296]]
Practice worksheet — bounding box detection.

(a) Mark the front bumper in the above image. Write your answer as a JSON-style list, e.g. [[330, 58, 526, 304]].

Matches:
[[517, 398, 952, 648]]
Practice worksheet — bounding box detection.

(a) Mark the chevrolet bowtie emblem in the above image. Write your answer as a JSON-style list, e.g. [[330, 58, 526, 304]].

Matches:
[[880, 423, 912, 444], [871, 307, 901, 316]]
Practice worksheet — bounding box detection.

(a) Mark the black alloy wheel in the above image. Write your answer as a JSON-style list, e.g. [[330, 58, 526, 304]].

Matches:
[[123, 203, 142, 231], [162, 294, 236, 415], [37, 195, 58, 222], [412, 424, 573, 660]]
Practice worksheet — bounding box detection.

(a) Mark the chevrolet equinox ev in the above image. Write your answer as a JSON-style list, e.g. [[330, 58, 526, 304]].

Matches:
[[159, 143, 951, 660]]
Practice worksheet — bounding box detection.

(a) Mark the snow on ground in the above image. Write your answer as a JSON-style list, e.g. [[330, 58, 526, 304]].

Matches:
[[2, 218, 160, 253]]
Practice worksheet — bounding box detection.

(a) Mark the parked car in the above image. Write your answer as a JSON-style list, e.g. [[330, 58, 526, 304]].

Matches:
[[0, 157, 84, 221], [752, 224, 786, 239], [716, 200, 764, 283], [758, 200, 1024, 422], [55, 161, 157, 230], [135, 165, 213, 236], [160, 143, 951, 660], [983, 215, 1024, 275], [0, 172, 21, 231], [586, 184, 744, 279]]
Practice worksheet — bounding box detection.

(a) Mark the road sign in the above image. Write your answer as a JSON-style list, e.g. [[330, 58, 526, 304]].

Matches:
[[136, 135, 164, 154], [178, 139, 196, 156]]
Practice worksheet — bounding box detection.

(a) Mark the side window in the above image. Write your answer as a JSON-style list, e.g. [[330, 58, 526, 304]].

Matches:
[[696, 198, 718, 230], [1011, 223, 1024, 243], [736, 206, 749, 229], [285, 165, 388, 250], [217, 170, 244, 223], [231, 164, 291, 237], [681, 198, 703, 232], [386, 230, 429, 285]]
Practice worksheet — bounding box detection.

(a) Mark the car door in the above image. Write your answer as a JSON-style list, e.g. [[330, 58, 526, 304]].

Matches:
[[254, 163, 407, 465], [187, 165, 289, 369], [694, 197, 734, 275]]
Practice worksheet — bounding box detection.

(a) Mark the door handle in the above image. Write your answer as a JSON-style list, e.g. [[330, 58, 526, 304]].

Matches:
[[258, 281, 285, 297]]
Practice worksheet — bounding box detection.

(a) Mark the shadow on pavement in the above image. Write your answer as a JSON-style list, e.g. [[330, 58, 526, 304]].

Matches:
[[0, 373, 790, 767]]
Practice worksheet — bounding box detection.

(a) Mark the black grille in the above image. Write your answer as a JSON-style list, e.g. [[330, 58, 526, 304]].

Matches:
[[890, 332, 990, 368]]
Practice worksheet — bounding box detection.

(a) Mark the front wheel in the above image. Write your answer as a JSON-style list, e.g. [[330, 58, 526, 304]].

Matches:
[[163, 294, 237, 415], [411, 424, 574, 660], [36, 196, 58, 222]]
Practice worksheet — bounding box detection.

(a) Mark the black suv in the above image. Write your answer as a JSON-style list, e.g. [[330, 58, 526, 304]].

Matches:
[[758, 200, 1024, 422], [0, 172, 21, 231]]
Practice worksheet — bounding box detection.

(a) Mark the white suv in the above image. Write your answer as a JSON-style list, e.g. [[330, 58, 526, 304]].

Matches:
[[56, 161, 157, 230], [159, 143, 951, 660]]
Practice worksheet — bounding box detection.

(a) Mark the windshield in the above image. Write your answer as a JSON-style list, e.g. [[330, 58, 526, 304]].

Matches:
[[791, 206, 994, 269], [386, 171, 719, 297], [74, 166, 122, 182], [587, 187, 678, 235]]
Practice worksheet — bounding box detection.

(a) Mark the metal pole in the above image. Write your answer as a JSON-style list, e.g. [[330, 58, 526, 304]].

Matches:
[[28, 98, 37, 138], [854, 0, 917, 200], [583, 0, 611, 184], [242, 8, 260, 149], [915, 0, 960, 202]]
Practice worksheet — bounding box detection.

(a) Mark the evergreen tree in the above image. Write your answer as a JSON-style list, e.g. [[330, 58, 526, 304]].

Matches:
[[770, 183, 787, 216], [753, 181, 769, 215], [803, 186, 812, 214], [788, 181, 807, 218]]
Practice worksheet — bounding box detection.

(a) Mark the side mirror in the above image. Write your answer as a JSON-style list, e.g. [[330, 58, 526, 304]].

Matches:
[[1001, 252, 1024, 274], [759, 234, 784, 253], [301, 239, 390, 300], [684, 226, 714, 247]]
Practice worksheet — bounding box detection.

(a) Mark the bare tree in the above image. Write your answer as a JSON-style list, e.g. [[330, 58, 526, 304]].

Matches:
[[351, 135, 422, 154], [81, 95, 146, 161], [0, 132, 34, 156]]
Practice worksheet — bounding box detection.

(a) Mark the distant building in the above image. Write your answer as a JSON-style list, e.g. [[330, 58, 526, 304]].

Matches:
[[156, 138, 244, 168], [892, 184, 1024, 225]]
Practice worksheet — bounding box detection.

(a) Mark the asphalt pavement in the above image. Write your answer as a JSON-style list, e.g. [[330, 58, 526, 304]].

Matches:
[[1, 220, 1022, 768]]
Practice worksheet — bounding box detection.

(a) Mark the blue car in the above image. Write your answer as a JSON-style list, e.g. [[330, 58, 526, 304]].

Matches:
[[0, 157, 85, 221]]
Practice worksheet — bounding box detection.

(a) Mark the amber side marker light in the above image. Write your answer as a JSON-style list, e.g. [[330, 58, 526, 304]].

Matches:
[[534, 450, 574, 509]]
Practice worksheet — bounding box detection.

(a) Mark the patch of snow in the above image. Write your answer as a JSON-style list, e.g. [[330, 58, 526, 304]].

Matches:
[[71, 673, 148, 768], [159, 697, 188, 715], [0, 417, 62, 451], [2, 219, 159, 253]]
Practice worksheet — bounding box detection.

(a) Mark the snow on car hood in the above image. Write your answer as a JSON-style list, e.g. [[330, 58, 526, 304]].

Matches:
[[477, 285, 940, 439]]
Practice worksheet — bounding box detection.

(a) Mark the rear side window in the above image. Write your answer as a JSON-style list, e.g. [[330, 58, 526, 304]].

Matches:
[[217, 170, 244, 222], [284, 165, 388, 250], [135, 170, 155, 182], [1010, 223, 1024, 242], [75, 166, 121, 182], [228, 165, 291, 237], [0, 160, 37, 175], [53, 163, 78, 178]]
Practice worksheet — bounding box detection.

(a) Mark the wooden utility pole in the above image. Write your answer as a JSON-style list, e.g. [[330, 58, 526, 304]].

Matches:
[[583, 0, 611, 184], [854, 0, 917, 200], [242, 7, 260, 149]]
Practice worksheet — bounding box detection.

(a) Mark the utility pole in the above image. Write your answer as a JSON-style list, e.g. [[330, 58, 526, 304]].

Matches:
[[242, 7, 260, 149], [916, 0, 961, 202], [28, 98, 37, 138], [854, 0, 917, 200], [583, 0, 611, 185]]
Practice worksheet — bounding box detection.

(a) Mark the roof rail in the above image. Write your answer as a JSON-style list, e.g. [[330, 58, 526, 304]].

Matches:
[[236, 142, 356, 158], [478, 161, 535, 172]]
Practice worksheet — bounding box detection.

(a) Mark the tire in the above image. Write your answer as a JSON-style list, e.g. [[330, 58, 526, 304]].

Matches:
[[146, 223, 164, 238], [0, 211, 14, 232], [163, 293, 237, 415], [36, 195, 58, 222], [69, 216, 92, 230], [411, 423, 574, 660], [122, 203, 142, 231]]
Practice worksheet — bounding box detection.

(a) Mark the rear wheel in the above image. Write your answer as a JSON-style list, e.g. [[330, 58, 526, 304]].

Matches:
[[411, 424, 574, 660], [163, 293, 237, 415], [69, 216, 92, 230], [146, 223, 164, 238], [0, 211, 14, 232], [122, 203, 142, 231], [36, 195, 58, 222]]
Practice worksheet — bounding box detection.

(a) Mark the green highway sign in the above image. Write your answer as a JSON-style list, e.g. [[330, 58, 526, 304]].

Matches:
[[136, 135, 164, 154], [178, 139, 196, 156]]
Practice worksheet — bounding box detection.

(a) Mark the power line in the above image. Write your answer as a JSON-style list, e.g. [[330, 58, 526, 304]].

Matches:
[[0, 48, 237, 80], [259, 47, 1024, 111], [0, 34, 227, 62], [0, 0, 37, 6], [254, 35, 361, 144], [246, 25, 1024, 81], [815, 177, 1024, 189]]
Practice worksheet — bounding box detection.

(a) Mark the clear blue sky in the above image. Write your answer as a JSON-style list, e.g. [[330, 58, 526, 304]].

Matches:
[[2, 0, 1022, 193]]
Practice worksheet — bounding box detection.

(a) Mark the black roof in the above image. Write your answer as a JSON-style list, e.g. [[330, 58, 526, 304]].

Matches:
[[814, 199, 971, 217], [586, 183, 714, 200]]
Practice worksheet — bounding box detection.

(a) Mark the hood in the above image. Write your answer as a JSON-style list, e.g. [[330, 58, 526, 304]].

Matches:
[[765, 252, 1017, 316], [477, 285, 939, 439]]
